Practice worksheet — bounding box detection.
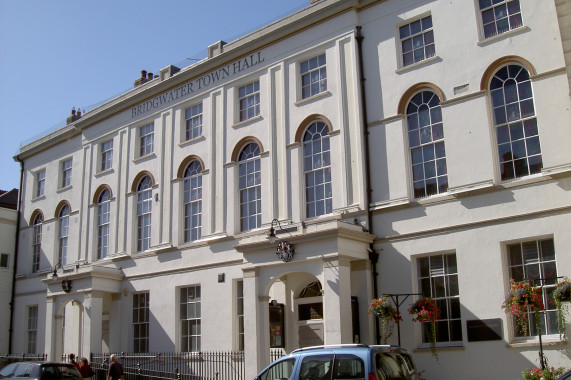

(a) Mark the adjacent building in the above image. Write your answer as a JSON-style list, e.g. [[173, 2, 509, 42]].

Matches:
[[0, 188, 18, 352], [11, 0, 571, 378]]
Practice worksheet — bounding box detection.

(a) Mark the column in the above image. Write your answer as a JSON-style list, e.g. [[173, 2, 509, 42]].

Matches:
[[322, 256, 353, 344], [243, 267, 269, 379], [82, 292, 104, 355], [44, 297, 56, 360]]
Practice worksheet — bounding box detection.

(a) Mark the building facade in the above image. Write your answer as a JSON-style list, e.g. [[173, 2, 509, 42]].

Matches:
[[11, 0, 571, 379], [0, 189, 18, 353]]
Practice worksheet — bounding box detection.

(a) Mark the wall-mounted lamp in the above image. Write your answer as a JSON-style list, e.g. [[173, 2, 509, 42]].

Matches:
[[154, 193, 159, 202], [267, 219, 297, 244], [52, 262, 64, 278]]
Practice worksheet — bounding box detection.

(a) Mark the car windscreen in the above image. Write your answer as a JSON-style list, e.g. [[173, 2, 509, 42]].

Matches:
[[41, 365, 80, 380]]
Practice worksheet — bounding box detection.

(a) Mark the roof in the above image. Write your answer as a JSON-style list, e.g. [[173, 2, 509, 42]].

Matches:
[[0, 188, 18, 210]]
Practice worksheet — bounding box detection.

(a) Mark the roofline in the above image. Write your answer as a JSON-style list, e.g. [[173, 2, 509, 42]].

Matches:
[[16, 0, 380, 161]]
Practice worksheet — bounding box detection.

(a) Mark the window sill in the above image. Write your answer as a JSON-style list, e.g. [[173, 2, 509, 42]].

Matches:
[[179, 135, 206, 148], [508, 337, 567, 349], [413, 343, 464, 354], [232, 115, 263, 129], [133, 152, 156, 163], [32, 195, 46, 202], [294, 90, 331, 106], [57, 185, 72, 194], [395, 56, 441, 74], [95, 168, 114, 178], [477, 26, 529, 47]]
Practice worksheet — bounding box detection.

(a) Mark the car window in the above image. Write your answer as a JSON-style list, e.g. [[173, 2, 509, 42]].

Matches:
[[375, 353, 409, 380], [259, 359, 296, 380], [332, 354, 365, 380], [13, 364, 32, 378], [299, 354, 333, 380], [0, 363, 19, 378]]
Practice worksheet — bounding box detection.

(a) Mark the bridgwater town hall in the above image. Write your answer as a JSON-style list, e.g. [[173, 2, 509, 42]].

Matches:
[[6, 0, 571, 378]]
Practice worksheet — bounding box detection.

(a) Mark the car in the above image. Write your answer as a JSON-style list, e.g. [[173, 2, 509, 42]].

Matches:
[[558, 370, 571, 380], [253, 344, 421, 380], [0, 361, 82, 380]]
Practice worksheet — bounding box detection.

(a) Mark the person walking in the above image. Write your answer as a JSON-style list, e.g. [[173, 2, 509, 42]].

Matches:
[[79, 357, 93, 379], [107, 354, 124, 380], [69, 354, 80, 371]]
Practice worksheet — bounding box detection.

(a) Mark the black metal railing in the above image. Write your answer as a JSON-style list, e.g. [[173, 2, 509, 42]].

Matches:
[[0, 353, 47, 369], [89, 352, 245, 380]]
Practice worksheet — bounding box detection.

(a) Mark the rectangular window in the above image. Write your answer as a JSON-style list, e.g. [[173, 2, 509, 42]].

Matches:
[[61, 159, 72, 188], [300, 53, 327, 99], [479, 0, 523, 39], [0, 253, 8, 268], [133, 293, 150, 353], [236, 281, 244, 351], [399, 15, 435, 67], [417, 253, 462, 344], [238, 81, 260, 122], [139, 123, 154, 157], [180, 285, 201, 352], [507, 238, 558, 337], [100, 140, 113, 172], [36, 170, 45, 198], [27, 305, 38, 354], [185, 103, 203, 141]]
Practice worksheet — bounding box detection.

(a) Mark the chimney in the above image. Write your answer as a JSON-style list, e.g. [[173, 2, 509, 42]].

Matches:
[[66, 107, 82, 125], [134, 70, 148, 87]]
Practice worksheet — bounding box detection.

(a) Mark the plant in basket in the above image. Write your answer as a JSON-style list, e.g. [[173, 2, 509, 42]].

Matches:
[[502, 279, 544, 336], [408, 297, 440, 359], [522, 366, 567, 380], [368, 296, 402, 343], [552, 277, 570, 338]]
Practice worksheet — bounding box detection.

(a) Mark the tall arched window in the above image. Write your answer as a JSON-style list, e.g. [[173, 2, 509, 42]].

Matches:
[[238, 143, 261, 232], [184, 161, 202, 242], [490, 64, 542, 180], [32, 213, 42, 273], [303, 121, 331, 218], [97, 190, 110, 259], [58, 205, 70, 265], [137, 176, 152, 252], [406, 90, 448, 198]]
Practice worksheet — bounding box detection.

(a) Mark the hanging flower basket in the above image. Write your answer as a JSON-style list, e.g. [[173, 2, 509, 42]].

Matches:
[[368, 296, 402, 344], [409, 297, 440, 359], [502, 279, 544, 336], [522, 366, 567, 380], [552, 277, 570, 338]]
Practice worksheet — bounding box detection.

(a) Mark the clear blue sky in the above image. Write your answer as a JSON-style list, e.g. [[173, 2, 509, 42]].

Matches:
[[0, 0, 309, 191]]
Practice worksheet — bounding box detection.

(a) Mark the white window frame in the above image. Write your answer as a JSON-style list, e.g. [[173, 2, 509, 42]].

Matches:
[[300, 53, 327, 99], [417, 253, 462, 346], [139, 123, 154, 157], [184, 103, 203, 141], [100, 140, 113, 172], [133, 292, 150, 353], [478, 0, 523, 41], [183, 161, 202, 243], [27, 305, 38, 354], [58, 205, 70, 265], [238, 143, 261, 232], [32, 213, 42, 272], [136, 177, 152, 252], [238, 81, 260, 122], [180, 285, 201, 352], [397, 14, 435, 68], [35, 169, 46, 198], [97, 190, 111, 260], [303, 121, 332, 219], [235, 280, 244, 351], [60, 158, 72, 189]]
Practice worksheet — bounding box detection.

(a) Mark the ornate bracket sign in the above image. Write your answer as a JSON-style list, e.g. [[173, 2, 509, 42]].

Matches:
[[61, 279, 72, 293], [276, 242, 294, 262]]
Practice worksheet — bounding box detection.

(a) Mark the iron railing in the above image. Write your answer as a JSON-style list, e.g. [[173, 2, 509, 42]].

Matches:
[[0, 354, 47, 369], [89, 352, 245, 380]]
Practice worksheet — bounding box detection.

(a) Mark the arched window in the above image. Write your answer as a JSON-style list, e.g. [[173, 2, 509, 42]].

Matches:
[[303, 121, 332, 218], [238, 143, 261, 232], [97, 190, 111, 259], [184, 161, 202, 242], [58, 205, 70, 265], [490, 64, 542, 180], [137, 176, 152, 252], [32, 213, 43, 273], [406, 90, 448, 198]]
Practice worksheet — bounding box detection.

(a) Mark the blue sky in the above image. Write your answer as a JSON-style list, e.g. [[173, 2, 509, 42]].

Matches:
[[0, 0, 309, 191]]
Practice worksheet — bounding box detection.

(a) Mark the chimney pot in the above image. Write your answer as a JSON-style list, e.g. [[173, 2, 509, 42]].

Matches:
[[147, 72, 153, 79], [141, 70, 147, 79]]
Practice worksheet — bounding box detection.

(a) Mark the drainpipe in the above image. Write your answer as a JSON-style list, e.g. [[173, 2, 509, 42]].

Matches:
[[9, 157, 24, 353], [355, 26, 380, 344]]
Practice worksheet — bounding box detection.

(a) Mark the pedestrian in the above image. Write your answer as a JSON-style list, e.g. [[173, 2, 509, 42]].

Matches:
[[69, 354, 80, 371], [79, 357, 93, 379], [107, 354, 124, 380]]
